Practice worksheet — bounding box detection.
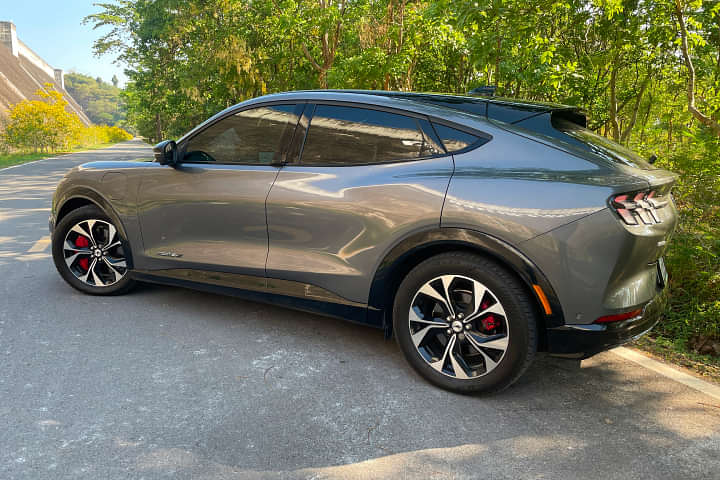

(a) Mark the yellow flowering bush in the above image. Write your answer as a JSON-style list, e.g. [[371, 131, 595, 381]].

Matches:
[[1, 84, 132, 153]]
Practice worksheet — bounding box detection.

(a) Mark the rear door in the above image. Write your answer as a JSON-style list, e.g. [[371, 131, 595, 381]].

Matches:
[[136, 103, 303, 280], [265, 103, 455, 305]]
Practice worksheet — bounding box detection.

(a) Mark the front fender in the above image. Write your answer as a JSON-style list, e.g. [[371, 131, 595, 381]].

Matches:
[[52, 185, 137, 269]]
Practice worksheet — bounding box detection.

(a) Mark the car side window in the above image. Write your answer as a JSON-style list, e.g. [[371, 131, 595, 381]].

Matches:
[[432, 123, 486, 153], [300, 105, 441, 166], [184, 104, 300, 164]]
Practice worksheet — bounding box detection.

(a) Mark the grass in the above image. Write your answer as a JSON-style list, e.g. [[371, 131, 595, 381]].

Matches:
[[0, 142, 117, 169], [632, 336, 720, 384]]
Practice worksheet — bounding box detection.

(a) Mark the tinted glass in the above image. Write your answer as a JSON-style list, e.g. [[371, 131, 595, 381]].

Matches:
[[184, 105, 299, 164], [553, 118, 655, 170], [301, 105, 432, 165], [432, 123, 482, 153]]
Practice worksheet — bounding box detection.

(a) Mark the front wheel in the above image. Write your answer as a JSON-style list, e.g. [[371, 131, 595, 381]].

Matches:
[[393, 252, 538, 394], [52, 205, 136, 295]]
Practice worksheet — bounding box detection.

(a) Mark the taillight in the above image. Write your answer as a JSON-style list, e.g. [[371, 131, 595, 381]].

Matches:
[[594, 308, 642, 324], [610, 190, 667, 225]]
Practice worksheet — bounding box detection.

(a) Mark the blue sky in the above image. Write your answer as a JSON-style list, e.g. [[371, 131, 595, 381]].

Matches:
[[3, 1, 127, 86]]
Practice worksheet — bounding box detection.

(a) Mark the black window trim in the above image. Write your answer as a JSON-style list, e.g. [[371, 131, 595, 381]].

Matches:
[[289, 100, 494, 167], [292, 101, 454, 167], [178, 100, 307, 167]]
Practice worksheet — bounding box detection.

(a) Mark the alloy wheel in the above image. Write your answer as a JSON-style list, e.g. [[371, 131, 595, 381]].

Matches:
[[409, 274, 509, 379], [63, 219, 128, 287]]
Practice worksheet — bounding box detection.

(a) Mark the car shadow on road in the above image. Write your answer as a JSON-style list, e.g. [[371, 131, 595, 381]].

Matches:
[[104, 282, 720, 479]]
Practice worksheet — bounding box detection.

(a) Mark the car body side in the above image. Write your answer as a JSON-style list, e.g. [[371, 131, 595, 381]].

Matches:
[[50, 91, 677, 357]]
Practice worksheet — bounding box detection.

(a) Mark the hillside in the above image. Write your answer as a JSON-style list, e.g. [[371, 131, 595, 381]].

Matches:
[[0, 21, 90, 125], [64, 73, 126, 126]]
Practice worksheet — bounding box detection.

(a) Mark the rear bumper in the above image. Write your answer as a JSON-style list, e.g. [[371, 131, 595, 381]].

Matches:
[[546, 286, 667, 359]]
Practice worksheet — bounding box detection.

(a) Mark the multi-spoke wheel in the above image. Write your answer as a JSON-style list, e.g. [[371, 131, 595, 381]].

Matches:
[[63, 219, 127, 286], [52, 205, 136, 295], [393, 252, 538, 393], [409, 274, 509, 379]]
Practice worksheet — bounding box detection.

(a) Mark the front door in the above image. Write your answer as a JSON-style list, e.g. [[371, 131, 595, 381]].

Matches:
[[136, 103, 303, 280]]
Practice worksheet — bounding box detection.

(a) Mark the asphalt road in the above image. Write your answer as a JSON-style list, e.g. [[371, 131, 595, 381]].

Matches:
[[1, 140, 719, 480]]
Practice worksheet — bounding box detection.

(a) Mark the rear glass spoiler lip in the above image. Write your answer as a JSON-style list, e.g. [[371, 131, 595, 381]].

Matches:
[[511, 108, 587, 128]]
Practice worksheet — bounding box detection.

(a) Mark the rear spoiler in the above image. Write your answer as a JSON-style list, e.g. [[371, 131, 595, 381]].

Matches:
[[356, 90, 588, 130], [508, 109, 587, 140], [548, 109, 586, 128]]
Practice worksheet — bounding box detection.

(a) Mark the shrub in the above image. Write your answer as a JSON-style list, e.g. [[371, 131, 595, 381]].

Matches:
[[1, 84, 133, 154], [4, 84, 83, 152], [654, 135, 720, 347]]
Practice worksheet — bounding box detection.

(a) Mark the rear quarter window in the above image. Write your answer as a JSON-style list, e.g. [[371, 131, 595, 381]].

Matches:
[[432, 123, 488, 153]]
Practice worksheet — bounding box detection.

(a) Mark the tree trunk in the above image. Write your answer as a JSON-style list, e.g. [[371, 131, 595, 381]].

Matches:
[[609, 56, 620, 142], [620, 75, 650, 144], [155, 112, 162, 143], [495, 34, 501, 87], [674, 0, 720, 136]]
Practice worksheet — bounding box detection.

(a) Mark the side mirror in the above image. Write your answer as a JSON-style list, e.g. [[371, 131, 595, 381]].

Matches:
[[153, 140, 178, 166]]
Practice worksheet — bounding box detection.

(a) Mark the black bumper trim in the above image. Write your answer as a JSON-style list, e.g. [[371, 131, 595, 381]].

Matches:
[[546, 288, 668, 359]]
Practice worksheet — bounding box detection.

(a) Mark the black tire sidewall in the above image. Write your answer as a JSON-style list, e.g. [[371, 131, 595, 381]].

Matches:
[[52, 205, 135, 296], [393, 252, 537, 393]]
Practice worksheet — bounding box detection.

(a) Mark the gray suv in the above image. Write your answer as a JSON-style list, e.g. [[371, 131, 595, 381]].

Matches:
[[50, 90, 677, 393]]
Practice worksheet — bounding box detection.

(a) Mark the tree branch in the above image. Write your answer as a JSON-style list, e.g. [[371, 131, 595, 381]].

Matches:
[[674, 0, 720, 136], [301, 43, 323, 72]]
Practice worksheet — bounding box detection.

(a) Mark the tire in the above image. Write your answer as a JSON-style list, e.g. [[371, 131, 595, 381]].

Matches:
[[393, 252, 538, 394], [52, 204, 136, 296]]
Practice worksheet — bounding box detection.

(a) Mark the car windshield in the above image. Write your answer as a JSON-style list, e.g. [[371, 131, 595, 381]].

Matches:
[[554, 117, 655, 170]]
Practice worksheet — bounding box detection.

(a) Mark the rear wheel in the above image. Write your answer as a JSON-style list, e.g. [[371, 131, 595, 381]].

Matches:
[[52, 205, 135, 295], [393, 252, 537, 393]]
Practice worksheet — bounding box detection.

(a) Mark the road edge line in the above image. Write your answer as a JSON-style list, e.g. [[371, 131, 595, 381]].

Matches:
[[611, 346, 720, 401], [0, 156, 63, 171]]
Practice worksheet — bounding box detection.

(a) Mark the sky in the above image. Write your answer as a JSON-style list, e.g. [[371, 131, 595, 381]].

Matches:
[[2, 1, 127, 86]]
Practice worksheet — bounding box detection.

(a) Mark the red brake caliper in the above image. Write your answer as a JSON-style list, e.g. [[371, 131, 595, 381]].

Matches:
[[482, 315, 497, 332], [75, 235, 90, 271], [479, 300, 497, 332]]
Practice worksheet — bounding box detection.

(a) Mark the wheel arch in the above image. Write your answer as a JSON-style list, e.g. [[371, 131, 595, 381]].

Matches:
[[367, 227, 564, 348], [54, 188, 135, 269]]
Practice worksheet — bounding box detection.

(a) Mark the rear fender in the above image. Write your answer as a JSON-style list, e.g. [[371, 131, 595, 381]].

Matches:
[[367, 227, 564, 336]]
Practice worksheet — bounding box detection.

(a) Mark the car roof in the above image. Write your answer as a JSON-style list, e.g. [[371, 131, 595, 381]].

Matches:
[[256, 90, 581, 124], [179, 90, 585, 144], [247, 89, 475, 115], [317, 89, 575, 111]]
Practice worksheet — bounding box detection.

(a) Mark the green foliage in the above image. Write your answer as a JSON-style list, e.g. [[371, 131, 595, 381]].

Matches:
[[654, 140, 720, 345], [83, 0, 720, 145], [64, 72, 126, 126]]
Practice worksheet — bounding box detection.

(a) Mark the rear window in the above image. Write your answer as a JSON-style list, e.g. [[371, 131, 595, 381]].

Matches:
[[553, 118, 655, 170], [301, 105, 440, 165], [432, 123, 485, 153]]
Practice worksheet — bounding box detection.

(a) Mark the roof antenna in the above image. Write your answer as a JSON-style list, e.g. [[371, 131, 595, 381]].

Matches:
[[468, 86, 497, 97]]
